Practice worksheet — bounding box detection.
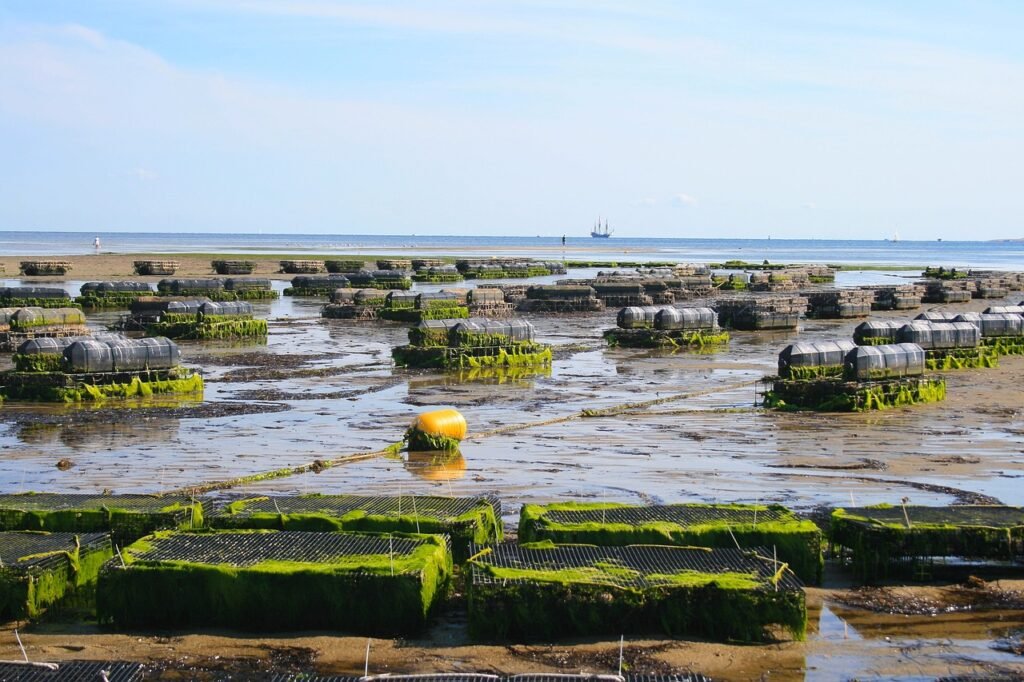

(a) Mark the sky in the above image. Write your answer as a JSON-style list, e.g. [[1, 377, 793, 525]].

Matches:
[[0, 1, 1021, 240]]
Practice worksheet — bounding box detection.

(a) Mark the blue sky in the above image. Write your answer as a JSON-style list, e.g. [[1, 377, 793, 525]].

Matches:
[[0, 1, 1021, 239]]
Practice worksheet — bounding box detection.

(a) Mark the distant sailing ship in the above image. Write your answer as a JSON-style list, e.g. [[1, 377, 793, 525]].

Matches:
[[591, 218, 613, 238]]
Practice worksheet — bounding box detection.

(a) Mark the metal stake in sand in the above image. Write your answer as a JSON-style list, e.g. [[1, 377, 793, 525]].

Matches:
[[617, 635, 624, 676], [411, 495, 421, 534], [389, 535, 394, 576], [14, 628, 27, 662], [364, 639, 371, 676], [901, 497, 913, 529]]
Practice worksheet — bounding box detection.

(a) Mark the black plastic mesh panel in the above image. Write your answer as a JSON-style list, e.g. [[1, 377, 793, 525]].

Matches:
[[471, 543, 803, 591], [0, 532, 109, 570], [544, 504, 789, 527], [842, 506, 1024, 528], [0, 494, 200, 516], [216, 495, 499, 526], [0, 661, 143, 681], [268, 671, 708, 675], [132, 531, 431, 572]]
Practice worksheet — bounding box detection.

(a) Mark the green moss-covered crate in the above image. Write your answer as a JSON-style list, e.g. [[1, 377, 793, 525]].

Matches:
[[211, 494, 501, 561], [0, 531, 113, 619], [830, 505, 1024, 582], [0, 493, 204, 546], [468, 542, 805, 643], [98, 530, 452, 634], [519, 502, 822, 585]]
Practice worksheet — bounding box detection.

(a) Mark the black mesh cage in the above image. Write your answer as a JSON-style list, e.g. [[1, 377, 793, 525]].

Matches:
[[543, 504, 790, 528], [471, 543, 804, 591], [127, 531, 442, 571], [0, 661, 144, 682]]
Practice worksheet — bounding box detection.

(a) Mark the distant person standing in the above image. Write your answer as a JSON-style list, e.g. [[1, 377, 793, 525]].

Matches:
[[561, 235, 566, 246], [93, 236, 101, 251]]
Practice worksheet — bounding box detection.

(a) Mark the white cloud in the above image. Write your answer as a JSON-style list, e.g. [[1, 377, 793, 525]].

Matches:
[[672, 193, 698, 207], [131, 167, 158, 181]]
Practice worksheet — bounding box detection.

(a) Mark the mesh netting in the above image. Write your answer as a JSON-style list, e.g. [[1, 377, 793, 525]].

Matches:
[[217, 495, 499, 525], [0, 493, 198, 515], [0, 661, 143, 682], [189, 670, 660, 682], [0, 532, 109, 570], [471, 543, 803, 591], [841, 506, 1024, 528], [132, 531, 433, 571], [545, 504, 789, 527]]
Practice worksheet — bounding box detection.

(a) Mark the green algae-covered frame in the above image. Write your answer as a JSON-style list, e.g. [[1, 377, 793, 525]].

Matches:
[[762, 376, 946, 412], [0, 493, 205, 546], [467, 542, 807, 643], [0, 370, 204, 403], [0, 532, 113, 620], [97, 529, 452, 635], [830, 505, 1024, 583], [211, 495, 501, 562], [519, 502, 822, 585], [602, 328, 730, 350]]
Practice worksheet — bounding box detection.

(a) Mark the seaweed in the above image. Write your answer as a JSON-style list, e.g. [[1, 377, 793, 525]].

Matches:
[[830, 505, 1024, 582], [12, 353, 64, 373], [982, 337, 1024, 356], [924, 348, 999, 371], [0, 533, 113, 620], [763, 377, 946, 412], [519, 502, 823, 584], [212, 495, 500, 562], [467, 544, 806, 643], [97, 530, 452, 635], [1, 371, 204, 403], [145, 318, 268, 340], [603, 329, 730, 350]]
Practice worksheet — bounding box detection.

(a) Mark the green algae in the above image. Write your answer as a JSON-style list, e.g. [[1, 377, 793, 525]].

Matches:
[[145, 318, 267, 340], [924, 348, 999, 370], [2, 372, 204, 403], [212, 495, 500, 562], [467, 548, 806, 643], [518, 502, 822, 585], [0, 534, 113, 620], [830, 506, 1024, 583], [97, 530, 452, 634], [763, 377, 946, 412], [603, 329, 730, 350], [0, 497, 204, 546]]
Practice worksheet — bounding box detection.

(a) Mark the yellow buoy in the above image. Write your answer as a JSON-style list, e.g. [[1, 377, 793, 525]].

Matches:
[[406, 408, 467, 451]]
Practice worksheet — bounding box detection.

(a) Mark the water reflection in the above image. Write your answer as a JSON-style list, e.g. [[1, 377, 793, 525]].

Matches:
[[18, 417, 181, 450], [405, 449, 466, 481]]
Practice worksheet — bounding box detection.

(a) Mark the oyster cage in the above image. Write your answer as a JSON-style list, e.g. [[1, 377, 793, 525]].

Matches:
[[471, 543, 803, 590], [211, 495, 500, 560], [468, 543, 806, 642], [0, 493, 203, 544], [830, 505, 1024, 582], [0, 661, 144, 681], [270, 671, 712, 675], [127, 530, 438, 568], [0, 531, 113, 619], [519, 503, 822, 585], [543, 504, 790, 527], [98, 530, 452, 635]]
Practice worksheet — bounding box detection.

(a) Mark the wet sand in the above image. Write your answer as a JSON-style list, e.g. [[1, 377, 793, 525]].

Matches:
[[0, 261, 1022, 679]]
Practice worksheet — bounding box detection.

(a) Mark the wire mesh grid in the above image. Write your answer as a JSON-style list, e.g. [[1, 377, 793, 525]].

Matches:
[[843, 506, 1024, 528], [268, 671, 708, 675], [0, 532, 109, 570], [0, 661, 144, 682], [0, 493, 201, 516], [130, 531, 434, 571], [471, 543, 803, 591], [215, 494, 499, 527], [544, 504, 791, 528]]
